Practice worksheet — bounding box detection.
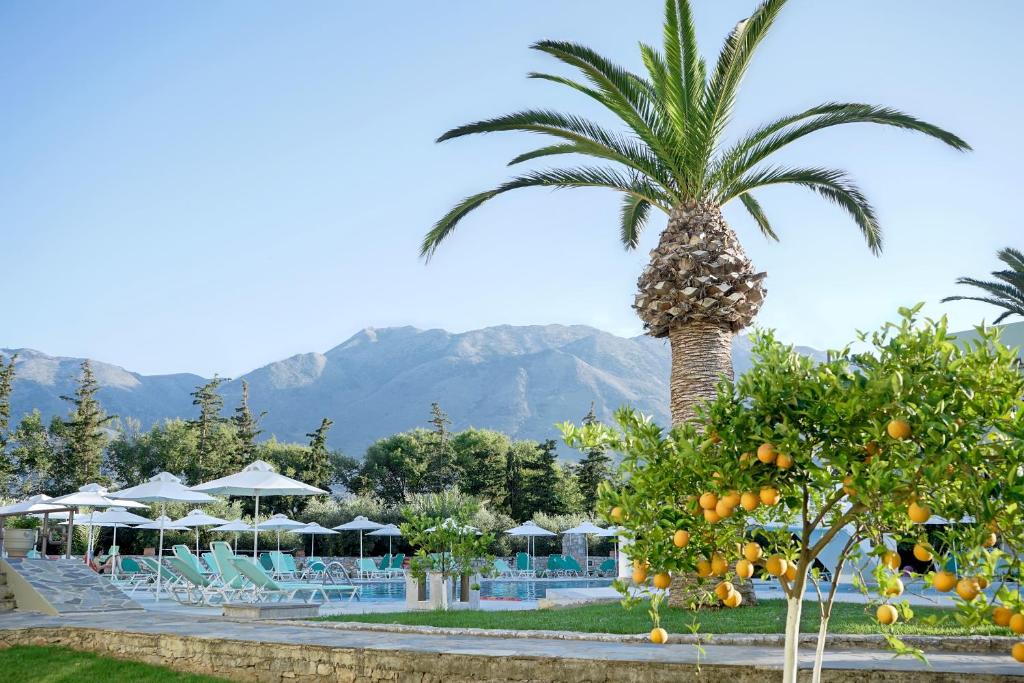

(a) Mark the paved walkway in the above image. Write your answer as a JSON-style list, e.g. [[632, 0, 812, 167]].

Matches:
[[0, 609, 1020, 678]]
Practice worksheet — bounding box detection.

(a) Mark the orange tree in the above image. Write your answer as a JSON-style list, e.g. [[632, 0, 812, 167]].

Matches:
[[563, 307, 1024, 682]]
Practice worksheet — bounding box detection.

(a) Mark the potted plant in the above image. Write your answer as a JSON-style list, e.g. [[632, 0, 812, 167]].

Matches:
[[4, 517, 39, 557]]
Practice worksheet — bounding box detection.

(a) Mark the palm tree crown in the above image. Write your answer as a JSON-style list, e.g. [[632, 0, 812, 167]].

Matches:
[[421, 0, 969, 260], [943, 248, 1024, 324]]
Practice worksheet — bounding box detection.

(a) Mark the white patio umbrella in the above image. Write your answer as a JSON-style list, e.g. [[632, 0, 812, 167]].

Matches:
[[260, 513, 307, 553], [505, 520, 555, 572], [562, 521, 607, 575], [211, 519, 253, 553], [51, 484, 148, 560], [108, 472, 216, 601], [191, 460, 326, 559], [368, 523, 402, 555], [333, 515, 383, 570], [0, 495, 70, 557], [296, 522, 338, 557], [172, 509, 228, 556]]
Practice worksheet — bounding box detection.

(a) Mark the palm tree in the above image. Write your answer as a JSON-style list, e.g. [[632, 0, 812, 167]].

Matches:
[[943, 248, 1024, 323], [422, 0, 969, 425]]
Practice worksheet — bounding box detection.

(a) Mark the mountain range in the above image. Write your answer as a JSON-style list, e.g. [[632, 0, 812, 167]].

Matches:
[[3, 321, 1019, 459]]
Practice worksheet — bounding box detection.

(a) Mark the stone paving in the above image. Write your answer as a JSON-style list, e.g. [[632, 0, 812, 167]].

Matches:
[[3, 558, 142, 613], [0, 608, 1021, 679]]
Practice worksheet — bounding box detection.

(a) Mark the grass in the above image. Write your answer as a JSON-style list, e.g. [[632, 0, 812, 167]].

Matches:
[[0, 645, 229, 682], [318, 599, 1010, 637]]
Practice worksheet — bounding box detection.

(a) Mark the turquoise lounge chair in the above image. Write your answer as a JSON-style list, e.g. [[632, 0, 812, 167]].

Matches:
[[493, 558, 515, 577], [112, 557, 151, 592], [561, 555, 582, 576], [389, 553, 406, 577], [545, 554, 564, 577], [208, 541, 253, 591], [515, 552, 535, 577], [378, 553, 392, 571], [259, 552, 274, 571], [167, 557, 244, 605], [229, 556, 360, 603], [358, 558, 387, 579], [598, 558, 616, 576], [173, 545, 207, 576]]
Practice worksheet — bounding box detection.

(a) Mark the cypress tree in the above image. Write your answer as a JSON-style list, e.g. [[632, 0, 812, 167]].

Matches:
[[232, 380, 265, 468], [55, 360, 114, 488], [304, 417, 334, 491], [574, 404, 613, 512], [523, 439, 563, 516], [188, 376, 226, 482], [422, 402, 458, 492]]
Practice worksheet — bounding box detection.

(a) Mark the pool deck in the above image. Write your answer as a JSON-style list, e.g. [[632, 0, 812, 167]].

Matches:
[[0, 608, 1021, 680]]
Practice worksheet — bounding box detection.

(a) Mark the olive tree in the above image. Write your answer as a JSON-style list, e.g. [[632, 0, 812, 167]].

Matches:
[[564, 307, 1024, 683]]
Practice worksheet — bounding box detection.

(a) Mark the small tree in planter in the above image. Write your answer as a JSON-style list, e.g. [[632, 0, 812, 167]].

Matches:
[[564, 307, 1024, 682], [402, 505, 495, 609]]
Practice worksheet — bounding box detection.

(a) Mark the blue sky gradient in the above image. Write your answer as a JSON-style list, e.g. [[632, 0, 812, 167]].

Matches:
[[1, 1, 1020, 376]]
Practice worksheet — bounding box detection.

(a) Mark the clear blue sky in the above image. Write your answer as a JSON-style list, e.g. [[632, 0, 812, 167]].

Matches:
[[1, 1, 1020, 377]]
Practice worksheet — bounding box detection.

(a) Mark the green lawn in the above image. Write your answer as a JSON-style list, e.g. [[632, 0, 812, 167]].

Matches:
[[318, 599, 1009, 637], [0, 645, 229, 682]]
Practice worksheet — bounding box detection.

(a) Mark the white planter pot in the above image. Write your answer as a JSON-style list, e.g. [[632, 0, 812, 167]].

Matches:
[[5, 528, 38, 557], [428, 571, 453, 610], [405, 573, 430, 610]]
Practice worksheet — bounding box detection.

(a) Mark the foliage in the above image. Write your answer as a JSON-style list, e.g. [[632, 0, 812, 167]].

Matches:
[[0, 353, 15, 485], [401, 493, 495, 585], [421, 0, 967, 261], [187, 376, 230, 482], [566, 307, 1024, 665], [943, 246, 1024, 323], [231, 379, 265, 469], [51, 360, 114, 490], [573, 405, 615, 513]]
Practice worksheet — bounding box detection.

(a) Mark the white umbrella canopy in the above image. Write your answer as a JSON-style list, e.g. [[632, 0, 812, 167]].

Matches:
[[172, 509, 229, 556], [0, 495, 70, 557], [259, 513, 307, 553], [211, 519, 253, 553], [368, 523, 402, 555], [562, 522, 608, 575], [50, 484, 148, 560], [108, 473, 216, 601], [136, 515, 189, 531], [506, 521, 556, 571], [333, 516, 383, 567], [192, 460, 326, 558], [296, 522, 338, 556]]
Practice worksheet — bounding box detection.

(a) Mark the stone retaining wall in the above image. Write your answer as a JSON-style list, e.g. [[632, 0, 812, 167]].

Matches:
[[0, 626, 1014, 683]]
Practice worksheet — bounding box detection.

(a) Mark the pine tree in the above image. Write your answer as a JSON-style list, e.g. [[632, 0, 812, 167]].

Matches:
[[574, 404, 613, 513], [422, 402, 458, 492], [523, 439, 564, 516], [232, 380, 265, 468], [188, 376, 227, 483], [304, 417, 334, 491], [0, 354, 17, 489], [504, 441, 527, 519], [55, 360, 114, 489]]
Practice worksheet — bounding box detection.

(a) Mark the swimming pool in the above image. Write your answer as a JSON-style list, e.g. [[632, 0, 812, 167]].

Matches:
[[354, 579, 614, 602]]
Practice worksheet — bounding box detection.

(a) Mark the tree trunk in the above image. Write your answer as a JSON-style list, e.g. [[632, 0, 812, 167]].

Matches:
[[668, 322, 734, 424], [782, 595, 804, 683], [811, 615, 829, 683]]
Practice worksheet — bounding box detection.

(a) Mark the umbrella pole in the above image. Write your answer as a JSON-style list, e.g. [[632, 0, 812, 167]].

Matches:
[[112, 526, 119, 579], [156, 502, 165, 602], [41, 513, 49, 556], [65, 508, 75, 559], [359, 530, 364, 578], [253, 494, 260, 559], [196, 527, 200, 557]]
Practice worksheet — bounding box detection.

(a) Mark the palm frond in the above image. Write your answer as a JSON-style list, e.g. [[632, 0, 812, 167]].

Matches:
[[714, 103, 970, 185], [421, 168, 673, 260], [998, 247, 1024, 272], [941, 294, 1024, 324], [720, 166, 880, 253], [507, 144, 581, 166], [952, 277, 1024, 305], [739, 192, 777, 240], [620, 194, 652, 249]]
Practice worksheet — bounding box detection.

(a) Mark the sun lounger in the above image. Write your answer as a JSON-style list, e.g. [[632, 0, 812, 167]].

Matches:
[[598, 558, 616, 576], [166, 557, 245, 605], [358, 557, 388, 580], [515, 552, 535, 577], [111, 557, 152, 592], [230, 556, 360, 603], [561, 555, 582, 576], [209, 541, 254, 591], [493, 558, 515, 577], [388, 553, 406, 578], [173, 544, 209, 576]]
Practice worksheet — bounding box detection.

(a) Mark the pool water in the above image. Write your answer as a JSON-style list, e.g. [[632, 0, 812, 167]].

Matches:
[[354, 579, 614, 602]]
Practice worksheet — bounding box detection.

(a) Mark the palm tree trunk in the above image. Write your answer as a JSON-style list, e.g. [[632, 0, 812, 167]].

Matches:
[[668, 322, 733, 424]]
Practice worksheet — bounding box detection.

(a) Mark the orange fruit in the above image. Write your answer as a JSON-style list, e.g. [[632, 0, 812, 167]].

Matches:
[[632, 568, 648, 584], [710, 553, 729, 576], [956, 577, 980, 601], [652, 572, 672, 590], [649, 627, 668, 644], [908, 502, 931, 524], [696, 558, 713, 578], [765, 556, 788, 577], [882, 551, 901, 571], [932, 571, 956, 592], [784, 564, 797, 582], [735, 559, 754, 579], [887, 419, 912, 440], [673, 530, 691, 548], [715, 499, 735, 518], [983, 532, 998, 548], [759, 487, 781, 506], [709, 430, 721, 444], [977, 576, 990, 590], [757, 443, 778, 464], [714, 581, 734, 600], [865, 441, 881, 458], [884, 578, 905, 597], [1011, 613, 1024, 635], [842, 476, 856, 497], [722, 491, 741, 508], [876, 604, 899, 625], [740, 492, 760, 511], [776, 453, 794, 469], [912, 543, 933, 562], [739, 452, 752, 464], [610, 507, 624, 524], [742, 542, 763, 562], [723, 590, 743, 608], [1013, 642, 1024, 663], [994, 607, 1014, 627], [704, 508, 722, 524], [699, 492, 718, 510]]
